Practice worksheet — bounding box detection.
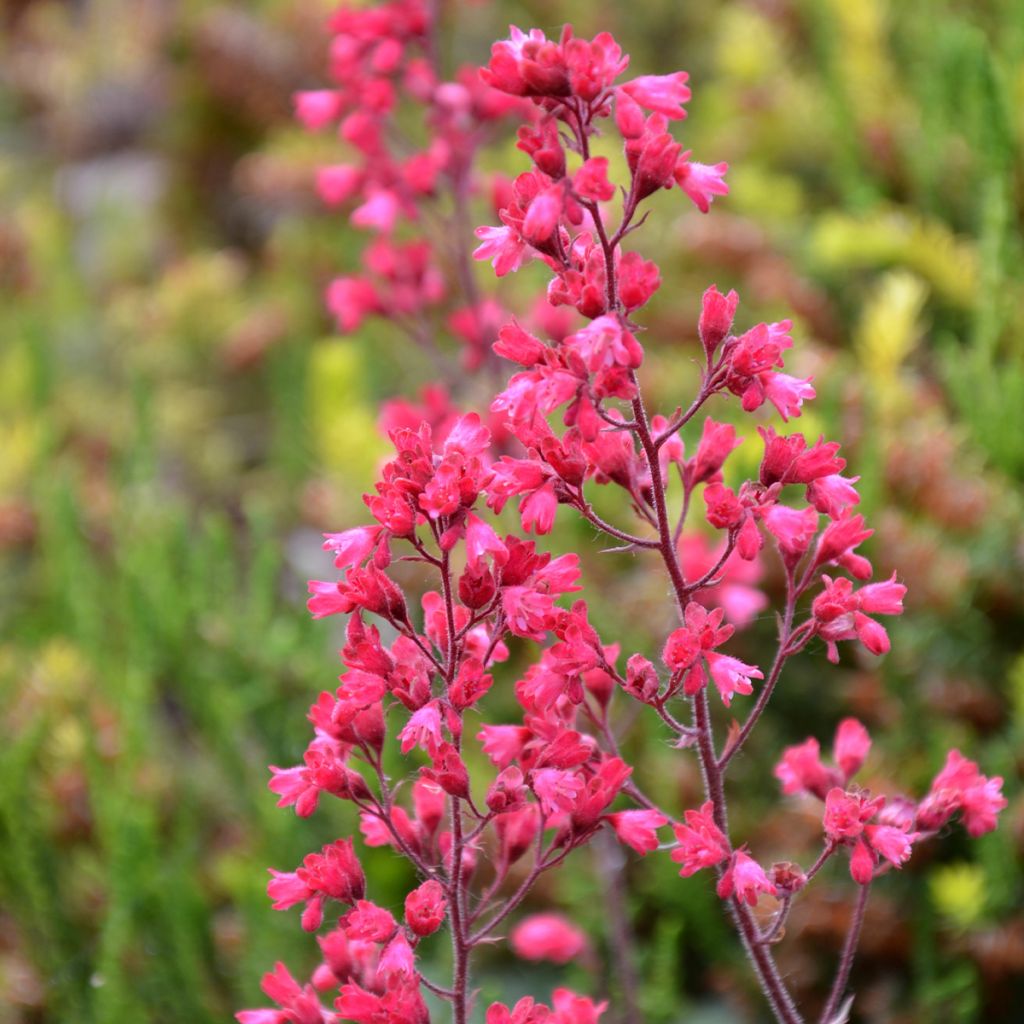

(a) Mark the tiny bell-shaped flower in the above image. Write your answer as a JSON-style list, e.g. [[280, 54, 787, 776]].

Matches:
[[716, 850, 777, 906]]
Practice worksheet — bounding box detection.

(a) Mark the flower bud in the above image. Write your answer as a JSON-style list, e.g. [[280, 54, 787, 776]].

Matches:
[[698, 285, 738, 359], [459, 562, 496, 609], [404, 880, 448, 937], [769, 861, 807, 896], [624, 654, 659, 703], [486, 766, 527, 813]]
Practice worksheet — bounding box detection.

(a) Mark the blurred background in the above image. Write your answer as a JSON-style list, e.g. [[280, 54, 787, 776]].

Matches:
[[1, 0, 1023, 1021]]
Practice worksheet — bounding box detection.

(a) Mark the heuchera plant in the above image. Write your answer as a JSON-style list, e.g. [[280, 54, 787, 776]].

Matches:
[[242, 5, 1007, 1023]]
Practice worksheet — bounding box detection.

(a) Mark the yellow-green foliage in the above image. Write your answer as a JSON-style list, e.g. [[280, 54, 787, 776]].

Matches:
[[854, 270, 928, 415], [308, 342, 388, 492], [930, 863, 987, 930], [826, 0, 906, 129], [810, 210, 977, 308]]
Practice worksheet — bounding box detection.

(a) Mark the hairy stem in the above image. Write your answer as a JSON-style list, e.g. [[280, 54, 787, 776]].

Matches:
[[718, 570, 797, 770], [819, 884, 870, 1024], [594, 208, 805, 1019]]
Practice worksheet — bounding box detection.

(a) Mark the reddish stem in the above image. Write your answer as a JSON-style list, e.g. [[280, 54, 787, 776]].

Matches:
[[718, 571, 798, 771], [568, 170, 808, 1019], [819, 883, 870, 1024]]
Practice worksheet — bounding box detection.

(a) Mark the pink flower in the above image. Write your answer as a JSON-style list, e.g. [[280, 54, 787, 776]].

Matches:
[[813, 511, 873, 571], [520, 481, 558, 534], [864, 825, 914, 868], [517, 118, 567, 178], [618, 251, 661, 311], [481, 27, 570, 98], [403, 880, 447, 937], [758, 427, 844, 486], [833, 718, 872, 780], [564, 30, 628, 99], [350, 188, 402, 232], [477, 724, 530, 768], [495, 806, 541, 867], [853, 613, 891, 657], [674, 157, 729, 212], [620, 72, 691, 119], [269, 839, 365, 932], [315, 164, 362, 206], [488, 990, 606, 1024], [811, 574, 906, 663], [705, 652, 763, 706], [687, 418, 741, 486], [522, 184, 565, 243], [486, 766, 528, 813], [321, 526, 383, 571], [573, 157, 615, 202], [449, 658, 493, 710], [857, 573, 907, 616], [502, 585, 555, 640], [531, 767, 584, 816], [716, 850, 777, 906], [294, 90, 341, 130], [486, 998, 544, 1024], [615, 88, 646, 138], [823, 788, 881, 843], [336, 979, 428, 1024], [397, 701, 443, 755], [761, 504, 819, 563], [375, 932, 416, 983], [849, 838, 875, 885], [960, 774, 1007, 837], [628, 122, 682, 199], [807, 473, 861, 519], [358, 812, 394, 849], [421, 742, 471, 798], [775, 718, 871, 800], [494, 320, 547, 366], [325, 276, 379, 334], [699, 285, 739, 359], [762, 372, 815, 421], [607, 810, 668, 855], [465, 513, 509, 568], [918, 750, 1007, 837], [565, 315, 644, 373], [571, 756, 632, 829], [267, 870, 313, 913], [551, 988, 608, 1023], [775, 738, 833, 799], [663, 602, 734, 680], [236, 962, 331, 1024], [671, 801, 730, 876], [511, 913, 588, 963], [474, 224, 531, 276], [847, 812, 913, 885], [268, 737, 367, 817], [343, 900, 397, 942]]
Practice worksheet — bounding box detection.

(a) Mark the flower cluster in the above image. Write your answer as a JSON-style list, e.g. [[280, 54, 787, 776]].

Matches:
[[296, 0, 530, 378], [243, 9, 1006, 1024], [774, 722, 1004, 886]]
